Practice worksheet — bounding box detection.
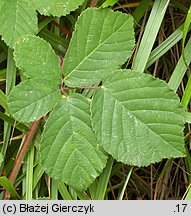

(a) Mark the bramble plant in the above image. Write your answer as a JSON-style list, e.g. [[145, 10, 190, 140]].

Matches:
[[0, 0, 188, 195]]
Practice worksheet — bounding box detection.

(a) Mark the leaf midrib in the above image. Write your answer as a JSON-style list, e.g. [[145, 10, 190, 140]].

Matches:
[[104, 88, 183, 151], [64, 14, 131, 80], [10, 87, 59, 115]]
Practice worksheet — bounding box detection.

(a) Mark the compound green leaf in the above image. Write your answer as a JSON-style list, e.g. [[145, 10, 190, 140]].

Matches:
[[40, 93, 107, 191], [0, 0, 37, 48], [64, 8, 135, 87], [14, 35, 61, 82], [8, 79, 62, 123], [28, 0, 85, 17], [91, 70, 185, 167]]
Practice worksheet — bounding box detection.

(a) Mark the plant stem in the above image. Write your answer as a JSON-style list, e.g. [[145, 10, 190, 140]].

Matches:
[[51, 20, 72, 37], [118, 166, 134, 200], [3, 119, 41, 200], [89, 0, 97, 7]]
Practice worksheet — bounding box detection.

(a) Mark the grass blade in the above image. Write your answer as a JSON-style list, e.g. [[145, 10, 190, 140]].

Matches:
[[185, 112, 191, 124], [182, 6, 191, 65], [0, 112, 28, 133], [118, 166, 134, 200], [95, 156, 113, 200], [0, 90, 8, 111], [181, 76, 191, 109], [0, 48, 16, 175], [132, 0, 170, 73], [0, 176, 20, 199], [25, 145, 35, 200], [184, 184, 191, 200], [55, 180, 73, 200], [168, 37, 191, 91], [6, 48, 16, 95], [147, 24, 188, 68], [32, 164, 44, 191], [51, 179, 58, 200]]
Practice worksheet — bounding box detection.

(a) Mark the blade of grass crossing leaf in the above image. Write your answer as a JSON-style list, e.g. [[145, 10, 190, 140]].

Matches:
[[95, 156, 113, 200], [132, 0, 170, 73], [0, 177, 20, 199], [0, 48, 16, 175], [168, 38, 191, 91], [25, 145, 34, 200]]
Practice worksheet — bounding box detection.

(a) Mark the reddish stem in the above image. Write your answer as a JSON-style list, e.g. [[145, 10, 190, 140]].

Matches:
[[89, 0, 97, 7], [51, 20, 72, 37], [3, 119, 42, 200]]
